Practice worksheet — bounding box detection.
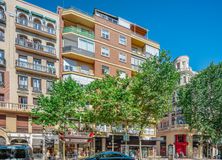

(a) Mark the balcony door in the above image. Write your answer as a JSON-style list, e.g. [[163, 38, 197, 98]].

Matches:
[[18, 55, 28, 68], [33, 58, 41, 71]]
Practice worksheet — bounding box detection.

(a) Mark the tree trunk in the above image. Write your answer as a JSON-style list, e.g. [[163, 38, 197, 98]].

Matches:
[[139, 135, 142, 160], [62, 140, 66, 160]]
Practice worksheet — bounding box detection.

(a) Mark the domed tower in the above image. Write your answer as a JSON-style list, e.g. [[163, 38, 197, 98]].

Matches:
[[174, 56, 196, 85]]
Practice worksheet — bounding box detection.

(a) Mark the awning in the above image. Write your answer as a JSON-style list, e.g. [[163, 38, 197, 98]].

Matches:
[[31, 11, 43, 18], [45, 17, 56, 23], [16, 6, 29, 13]]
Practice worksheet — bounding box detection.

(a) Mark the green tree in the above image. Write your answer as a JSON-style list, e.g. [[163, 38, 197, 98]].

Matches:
[[131, 50, 180, 159], [32, 77, 87, 160], [86, 75, 140, 152], [178, 62, 222, 157]]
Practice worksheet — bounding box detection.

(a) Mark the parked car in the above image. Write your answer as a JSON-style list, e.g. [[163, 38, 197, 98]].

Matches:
[[0, 145, 33, 160], [84, 151, 135, 160], [214, 154, 222, 159]]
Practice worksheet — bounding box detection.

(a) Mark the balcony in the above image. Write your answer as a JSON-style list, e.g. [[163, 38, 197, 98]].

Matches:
[[18, 84, 28, 91], [16, 18, 56, 39], [0, 58, 6, 67], [0, 11, 6, 24], [0, 102, 35, 112], [16, 60, 56, 77], [64, 65, 94, 77], [63, 46, 95, 63], [63, 26, 94, 39], [15, 38, 57, 59]]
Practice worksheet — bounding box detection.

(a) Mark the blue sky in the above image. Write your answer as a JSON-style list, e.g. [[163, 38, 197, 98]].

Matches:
[[25, 0, 222, 71]]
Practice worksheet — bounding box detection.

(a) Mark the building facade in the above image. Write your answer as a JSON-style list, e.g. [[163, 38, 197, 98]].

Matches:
[[0, 0, 60, 159], [58, 7, 160, 159], [0, 0, 161, 159], [156, 56, 198, 158]]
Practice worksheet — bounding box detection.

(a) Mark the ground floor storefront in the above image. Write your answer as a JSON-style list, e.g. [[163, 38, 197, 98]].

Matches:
[[95, 135, 159, 159], [157, 131, 220, 159]]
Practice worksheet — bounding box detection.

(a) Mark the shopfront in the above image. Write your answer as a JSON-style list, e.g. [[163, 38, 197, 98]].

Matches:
[[174, 134, 188, 157]]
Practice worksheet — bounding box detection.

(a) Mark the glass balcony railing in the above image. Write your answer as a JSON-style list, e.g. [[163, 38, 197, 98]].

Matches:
[[63, 65, 94, 76], [16, 17, 56, 35], [63, 46, 95, 58], [16, 60, 56, 75], [63, 26, 95, 39], [16, 38, 56, 56]]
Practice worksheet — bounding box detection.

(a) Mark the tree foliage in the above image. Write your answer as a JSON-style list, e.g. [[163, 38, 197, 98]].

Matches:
[[86, 75, 140, 129], [178, 62, 222, 143], [32, 77, 87, 132], [131, 50, 180, 131]]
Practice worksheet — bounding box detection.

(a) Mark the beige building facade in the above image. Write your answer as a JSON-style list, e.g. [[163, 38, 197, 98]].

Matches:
[[157, 56, 199, 158], [0, 0, 59, 158]]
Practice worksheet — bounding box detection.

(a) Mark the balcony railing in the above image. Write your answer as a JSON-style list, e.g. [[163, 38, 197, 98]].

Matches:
[[0, 58, 6, 67], [64, 65, 94, 76], [16, 38, 56, 56], [18, 84, 28, 90], [63, 26, 95, 39], [16, 60, 56, 75], [131, 64, 140, 71], [0, 102, 35, 111], [63, 46, 95, 58], [16, 17, 56, 35]]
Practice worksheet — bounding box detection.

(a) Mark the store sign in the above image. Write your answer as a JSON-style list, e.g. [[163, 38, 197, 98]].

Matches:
[[123, 134, 129, 142], [65, 139, 88, 143]]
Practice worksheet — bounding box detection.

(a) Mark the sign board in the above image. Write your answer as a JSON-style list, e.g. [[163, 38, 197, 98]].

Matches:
[[123, 134, 129, 142]]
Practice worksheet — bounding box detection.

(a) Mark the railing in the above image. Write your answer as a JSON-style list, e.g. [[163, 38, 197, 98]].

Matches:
[[33, 87, 42, 93], [63, 26, 95, 39], [64, 65, 94, 76], [16, 17, 56, 35], [0, 58, 5, 66], [0, 101, 35, 111], [0, 11, 6, 23], [131, 64, 140, 71], [18, 84, 28, 90], [16, 38, 56, 56], [63, 46, 95, 58], [16, 60, 56, 75]]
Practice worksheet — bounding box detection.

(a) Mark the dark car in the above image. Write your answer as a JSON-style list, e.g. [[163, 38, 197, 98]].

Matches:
[[0, 145, 33, 160], [85, 151, 135, 160]]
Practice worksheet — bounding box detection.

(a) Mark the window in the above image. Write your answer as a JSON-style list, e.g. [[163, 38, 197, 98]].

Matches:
[[78, 38, 94, 53], [0, 72, 3, 86], [0, 50, 4, 65], [32, 78, 41, 92], [177, 135, 185, 142], [33, 98, 38, 105], [131, 57, 144, 66], [0, 94, 4, 101], [33, 58, 41, 71], [117, 70, 127, 79], [101, 47, 110, 57], [177, 62, 180, 69], [47, 61, 55, 74], [18, 75, 28, 90], [119, 35, 127, 45], [46, 80, 53, 92], [101, 29, 109, 39], [18, 55, 28, 68], [33, 18, 42, 31], [0, 29, 4, 41], [119, 53, 127, 63], [183, 76, 187, 83], [63, 59, 78, 72], [102, 65, 109, 75], [18, 96, 27, 104]]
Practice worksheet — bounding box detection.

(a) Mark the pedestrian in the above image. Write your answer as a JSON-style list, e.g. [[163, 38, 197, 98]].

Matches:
[[73, 149, 78, 160]]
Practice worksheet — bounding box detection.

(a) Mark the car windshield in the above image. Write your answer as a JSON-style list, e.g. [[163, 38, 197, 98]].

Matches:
[[0, 148, 26, 159]]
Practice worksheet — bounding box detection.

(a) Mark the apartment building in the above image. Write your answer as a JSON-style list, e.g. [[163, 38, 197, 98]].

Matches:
[[59, 7, 160, 158], [0, 0, 59, 158], [156, 56, 198, 158]]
